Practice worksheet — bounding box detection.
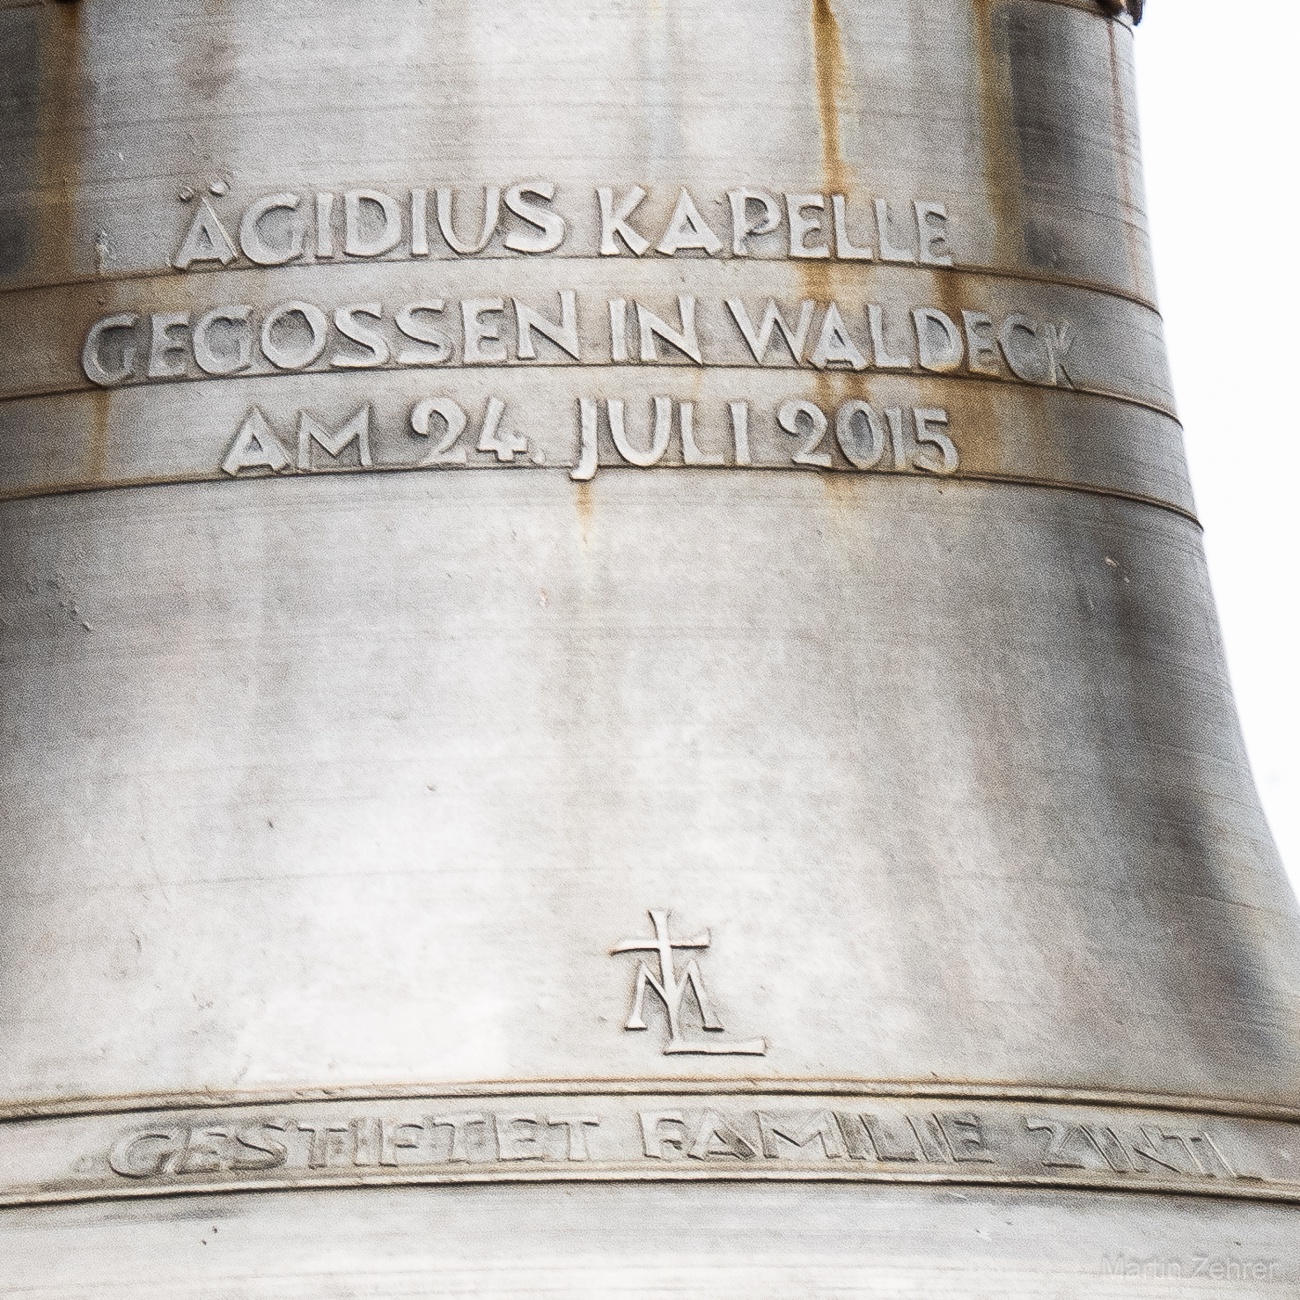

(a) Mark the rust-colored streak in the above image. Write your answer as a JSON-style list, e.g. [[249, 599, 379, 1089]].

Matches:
[[34, 6, 108, 485], [85, 387, 109, 485], [574, 481, 594, 546], [36, 5, 84, 289], [804, 0, 854, 416], [968, 0, 1024, 271], [810, 0, 850, 195], [1105, 20, 1145, 297]]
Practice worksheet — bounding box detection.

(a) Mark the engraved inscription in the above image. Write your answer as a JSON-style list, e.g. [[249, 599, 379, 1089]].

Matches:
[[611, 911, 767, 1056], [76, 1091, 1282, 1207], [217, 397, 958, 482], [33, 170, 1171, 508], [172, 183, 950, 269], [82, 297, 1076, 390], [108, 1112, 603, 1177]]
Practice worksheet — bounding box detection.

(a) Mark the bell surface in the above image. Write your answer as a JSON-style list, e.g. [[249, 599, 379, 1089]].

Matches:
[[2, 0, 1298, 1295]]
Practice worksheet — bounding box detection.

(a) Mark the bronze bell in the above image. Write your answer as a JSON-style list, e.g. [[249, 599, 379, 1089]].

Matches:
[[1, 0, 1296, 1294]]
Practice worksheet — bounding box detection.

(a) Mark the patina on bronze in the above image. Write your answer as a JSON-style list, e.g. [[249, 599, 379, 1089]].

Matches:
[[3, 0, 1298, 1294]]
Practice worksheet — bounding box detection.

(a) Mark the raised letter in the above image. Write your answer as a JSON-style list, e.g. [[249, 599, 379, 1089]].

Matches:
[[298, 405, 372, 470], [437, 186, 501, 255], [504, 181, 566, 253], [411, 397, 468, 466], [886, 406, 908, 470], [912, 407, 958, 474], [915, 201, 953, 266], [757, 1111, 846, 1159], [868, 304, 912, 369], [998, 314, 1052, 384], [410, 188, 429, 257], [109, 1128, 185, 1178], [962, 311, 1000, 376], [462, 298, 508, 364], [810, 303, 867, 370], [232, 1123, 289, 1171], [514, 291, 580, 360], [315, 192, 335, 259], [495, 1114, 544, 1161], [609, 396, 672, 466], [636, 296, 702, 363], [222, 408, 291, 476], [779, 400, 831, 468], [82, 313, 139, 385], [395, 301, 452, 365], [598, 185, 650, 256], [858, 1113, 923, 1161], [934, 1112, 995, 1162], [147, 312, 190, 379], [429, 1113, 489, 1163], [835, 400, 886, 469], [726, 298, 814, 364], [913, 307, 963, 373], [728, 189, 781, 256], [609, 298, 628, 362], [786, 193, 830, 258], [547, 1115, 600, 1161], [689, 1112, 759, 1160], [344, 190, 402, 258], [173, 198, 238, 269], [239, 193, 305, 266], [640, 1111, 688, 1159], [656, 188, 723, 255], [729, 401, 752, 466], [475, 396, 527, 462], [571, 397, 599, 481], [1046, 322, 1078, 387], [193, 306, 253, 376], [332, 304, 390, 368], [380, 1120, 427, 1166], [874, 199, 914, 263], [260, 301, 329, 370], [832, 195, 873, 260], [1026, 1118, 1090, 1169]]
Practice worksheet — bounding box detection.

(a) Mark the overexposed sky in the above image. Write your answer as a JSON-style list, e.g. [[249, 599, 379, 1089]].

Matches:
[[1134, 1, 1299, 894]]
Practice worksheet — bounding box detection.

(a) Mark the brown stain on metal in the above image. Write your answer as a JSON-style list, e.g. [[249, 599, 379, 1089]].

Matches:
[[811, 0, 850, 196], [962, 2, 1062, 488], [574, 481, 594, 546], [1105, 20, 1145, 297], [34, 5, 109, 484], [84, 389, 110, 484], [805, 0, 855, 418], [34, 5, 83, 282], [968, 0, 1025, 270]]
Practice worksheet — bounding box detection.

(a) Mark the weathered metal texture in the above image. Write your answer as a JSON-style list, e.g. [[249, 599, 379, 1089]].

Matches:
[[0, 0, 1295, 1294], [1098, 0, 1144, 25]]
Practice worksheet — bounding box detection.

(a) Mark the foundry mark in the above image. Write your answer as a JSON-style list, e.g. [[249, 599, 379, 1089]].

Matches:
[[611, 910, 767, 1055]]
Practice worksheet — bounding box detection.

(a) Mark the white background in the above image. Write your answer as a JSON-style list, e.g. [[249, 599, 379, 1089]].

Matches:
[[1133, 1, 1298, 894]]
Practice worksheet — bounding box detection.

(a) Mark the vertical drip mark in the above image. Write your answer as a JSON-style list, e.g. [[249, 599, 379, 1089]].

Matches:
[[811, 0, 850, 195], [968, 0, 1025, 271], [36, 4, 85, 286], [36, 5, 109, 485], [1106, 20, 1146, 299], [574, 481, 594, 548], [807, 0, 852, 421]]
